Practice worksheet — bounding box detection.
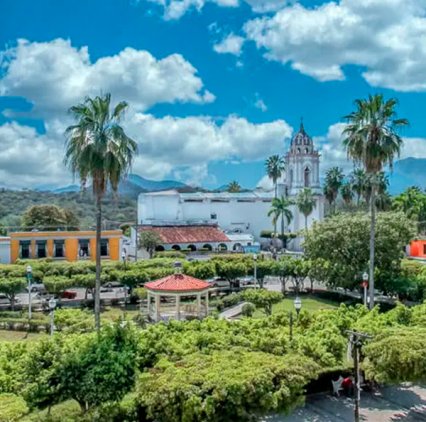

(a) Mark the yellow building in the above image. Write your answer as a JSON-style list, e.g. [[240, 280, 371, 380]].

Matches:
[[10, 230, 123, 263]]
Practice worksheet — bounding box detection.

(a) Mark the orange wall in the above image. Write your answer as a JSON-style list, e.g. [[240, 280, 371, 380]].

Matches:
[[9, 230, 122, 263], [409, 240, 425, 258]]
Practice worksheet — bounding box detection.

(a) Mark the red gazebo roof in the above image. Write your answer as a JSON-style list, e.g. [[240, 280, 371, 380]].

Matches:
[[145, 273, 210, 292]]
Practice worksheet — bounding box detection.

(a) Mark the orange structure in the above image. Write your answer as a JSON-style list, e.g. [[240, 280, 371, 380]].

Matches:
[[409, 239, 426, 259], [9, 230, 123, 263]]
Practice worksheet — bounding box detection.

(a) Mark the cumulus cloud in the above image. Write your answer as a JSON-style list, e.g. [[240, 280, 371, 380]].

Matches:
[[213, 33, 245, 56], [0, 38, 214, 118], [244, 0, 426, 91]]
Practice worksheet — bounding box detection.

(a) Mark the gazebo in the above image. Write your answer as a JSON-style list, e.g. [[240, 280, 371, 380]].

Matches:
[[145, 265, 210, 322]]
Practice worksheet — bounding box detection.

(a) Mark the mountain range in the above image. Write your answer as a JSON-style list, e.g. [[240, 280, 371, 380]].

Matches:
[[34, 157, 426, 197]]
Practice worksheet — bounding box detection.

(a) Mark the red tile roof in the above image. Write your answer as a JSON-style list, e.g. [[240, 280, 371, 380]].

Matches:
[[145, 273, 210, 292], [139, 225, 229, 244]]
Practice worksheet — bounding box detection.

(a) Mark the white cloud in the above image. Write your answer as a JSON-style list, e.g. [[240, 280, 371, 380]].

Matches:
[[254, 97, 267, 112], [245, 0, 291, 13], [0, 38, 213, 118], [213, 34, 245, 56], [244, 0, 426, 91], [0, 122, 71, 188]]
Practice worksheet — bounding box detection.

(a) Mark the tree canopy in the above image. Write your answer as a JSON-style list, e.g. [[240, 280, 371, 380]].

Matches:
[[21, 205, 79, 231]]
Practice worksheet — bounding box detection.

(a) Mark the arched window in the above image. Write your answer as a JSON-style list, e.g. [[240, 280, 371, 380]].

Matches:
[[233, 243, 242, 251], [187, 244, 196, 251], [171, 245, 181, 251], [202, 244, 212, 251], [155, 245, 165, 252], [304, 167, 311, 187], [305, 147, 309, 154], [218, 243, 227, 251], [297, 148, 301, 154]]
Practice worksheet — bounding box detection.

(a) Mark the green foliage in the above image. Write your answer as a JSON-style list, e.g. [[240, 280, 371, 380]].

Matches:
[[138, 231, 162, 258], [393, 186, 426, 233], [304, 212, 416, 292], [227, 181, 241, 193], [214, 260, 247, 287], [136, 351, 320, 422], [0, 393, 28, 421], [183, 261, 215, 280], [153, 250, 186, 259], [43, 277, 75, 296], [221, 293, 241, 308], [0, 278, 26, 310], [21, 205, 80, 231], [53, 309, 94, 333], [241, 289, 283, 315], [296, 188, 316, 229], [241, 302, 256, 317]]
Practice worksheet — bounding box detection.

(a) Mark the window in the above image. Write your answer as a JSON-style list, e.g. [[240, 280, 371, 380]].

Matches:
[[210, 213, 217, 220], [36, 240, 46, 258], [20, 241, 30, 259], [304, 167, 311, 187], [54, 240, 65, 258], [100, 239, 109, 257], [79, 239, 89, 258], [423, 244, 426, 255]]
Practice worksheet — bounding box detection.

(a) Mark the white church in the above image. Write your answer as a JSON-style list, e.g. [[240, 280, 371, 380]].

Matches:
[[136, 123, 324, 252]]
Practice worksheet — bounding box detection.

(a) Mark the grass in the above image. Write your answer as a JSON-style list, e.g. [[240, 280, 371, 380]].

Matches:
[[253, 295, 339, 318], [0, 329, 47, 342], [101, 306, 140, 322]]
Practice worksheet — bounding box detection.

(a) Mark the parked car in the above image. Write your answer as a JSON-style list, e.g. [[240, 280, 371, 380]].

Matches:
[[25, 283, 46, 294], [207, 278, 230, 288], [239, 276, 255, 286], [61, 290, 77, 300]]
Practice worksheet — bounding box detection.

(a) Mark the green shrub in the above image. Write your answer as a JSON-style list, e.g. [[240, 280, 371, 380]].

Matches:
[[241, 302, 256, 317], [0, 393, 29, 421], [221, 293, 241, 308], [153, 250, 186, 259]]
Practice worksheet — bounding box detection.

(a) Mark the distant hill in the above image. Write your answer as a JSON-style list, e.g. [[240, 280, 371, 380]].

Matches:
[[388, 158, 426, 194]]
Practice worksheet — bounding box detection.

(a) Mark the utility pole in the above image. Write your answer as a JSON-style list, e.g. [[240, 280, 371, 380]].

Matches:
[[346, 330, 372, 422]]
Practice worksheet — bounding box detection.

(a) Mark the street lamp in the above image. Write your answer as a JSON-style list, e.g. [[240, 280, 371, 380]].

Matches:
[[122, 250, 127, 268], [26, 265, 32, 320], [253, 254, 257, 288], [294, 296, 302, 317], [48, 297, 57, 336], [362, 272, 368, 307]]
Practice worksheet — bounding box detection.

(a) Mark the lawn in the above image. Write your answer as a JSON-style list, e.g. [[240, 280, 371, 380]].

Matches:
[[101, 306, 140, 322], [253, 295, 339, 317], [0, 329, 47, 342]]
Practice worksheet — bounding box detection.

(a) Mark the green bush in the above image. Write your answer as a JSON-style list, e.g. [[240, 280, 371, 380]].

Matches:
[[153, 250, 186, 259], [241, 302, 256, 317], [221, 293, 241, 308], [0, 393, 29, 421]]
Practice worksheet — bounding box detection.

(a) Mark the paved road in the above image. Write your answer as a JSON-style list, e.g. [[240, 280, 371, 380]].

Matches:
[[261, 384, 426, 421], [219, 302, 247, 320]]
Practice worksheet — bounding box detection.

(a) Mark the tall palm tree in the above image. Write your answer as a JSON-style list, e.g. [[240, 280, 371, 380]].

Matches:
[[340, 182, 354, 206], [343, 94, 408, 309], [227, 181, 241, 193], [323, 167, 344, 213], [268, 197, 293, 248], [350, 168, 366, 206], [296, 188, 316, 230], [265, 155, 285, 198], [64, 93, 138, 330], [363, 172, 389, 206]]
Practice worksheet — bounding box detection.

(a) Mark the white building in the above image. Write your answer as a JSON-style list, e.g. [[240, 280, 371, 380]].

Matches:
[[137, 123, 324, 251]]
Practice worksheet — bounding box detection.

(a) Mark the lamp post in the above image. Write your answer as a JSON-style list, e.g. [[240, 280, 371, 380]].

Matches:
[[48, 297, 57, 336], [26, 265, 32, 320], [289, 297, 302, 341], [362, 272, 368, 307], [122, 250, 127, 268], [253, 254, 258, 288]]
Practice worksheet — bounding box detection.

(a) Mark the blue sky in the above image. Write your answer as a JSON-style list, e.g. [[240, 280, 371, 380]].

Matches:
[[1, 0, 426, 189]]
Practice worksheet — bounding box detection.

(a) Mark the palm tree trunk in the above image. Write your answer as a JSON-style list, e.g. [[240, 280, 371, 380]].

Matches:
[[281, 214, 285, 249], [369, 181, 376, 310], [95, 195, 102, 331], [274, 182, 277, 199], [305, 214, 308, 231]]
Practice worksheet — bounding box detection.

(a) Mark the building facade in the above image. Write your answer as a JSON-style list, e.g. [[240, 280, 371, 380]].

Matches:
[[9, 230, 123, 263], [137, 123, 324, 251]]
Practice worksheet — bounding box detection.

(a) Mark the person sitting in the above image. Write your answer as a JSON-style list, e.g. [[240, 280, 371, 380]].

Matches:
[[341, 376, 354, 396]]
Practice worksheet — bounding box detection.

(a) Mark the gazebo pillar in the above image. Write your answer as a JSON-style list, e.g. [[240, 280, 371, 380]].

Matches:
[[176, 294, 181, 321], [155, 293, 160, 322], [146, 291, 151, 316], [205, 291, 209, 316], [197, 293, 201, 317]]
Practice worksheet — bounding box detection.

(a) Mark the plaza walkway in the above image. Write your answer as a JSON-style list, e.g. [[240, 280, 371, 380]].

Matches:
[[262, 384, 426, 421]]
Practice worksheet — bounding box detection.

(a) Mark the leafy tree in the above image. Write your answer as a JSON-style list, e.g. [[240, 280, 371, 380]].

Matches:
[[139, 231, 162, 259], [272, 257, 295, 294], [227, 181, 241, 193], [43, 276, 76, 304], [21, 205, 79, 231], [268, 196, 293, 246], [343, 94, 408, 308], [241, 289, 282, 315], [340, 182, 353, 206], [296, 188, 316, 230], [183, 262, 216, 280], [304, 212, 416, 292], [265, 154, 285, 198], [215, 260, 247, 289], [65, 93, 138, 331], [0, 278, 25, 311], [393, 186, 426, 233], [323, 167, 344, 213], [350, 168, 366, 206]]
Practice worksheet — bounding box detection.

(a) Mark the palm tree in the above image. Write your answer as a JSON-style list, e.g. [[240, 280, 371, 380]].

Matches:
[[340, 182, 354, 206], [362, 172, 389, 207], [268, 197, 293, 248], [265, 155, 285, 198], [227, 181, 241, 193], [296, 188, 316, 230], [393, 186, 426, 232], [323, 167, 344, 213], [64, 93, 138, 330], [343, 94, 408, 309], [350, 168, 366, 206]]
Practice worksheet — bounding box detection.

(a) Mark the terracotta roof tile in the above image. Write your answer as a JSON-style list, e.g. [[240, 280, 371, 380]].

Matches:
[[145, 273, 210, 292], [139, 225, 229, 244]]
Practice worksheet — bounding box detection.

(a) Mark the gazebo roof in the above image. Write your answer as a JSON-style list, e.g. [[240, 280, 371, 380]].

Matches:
[[145, 273, 210, 292]]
